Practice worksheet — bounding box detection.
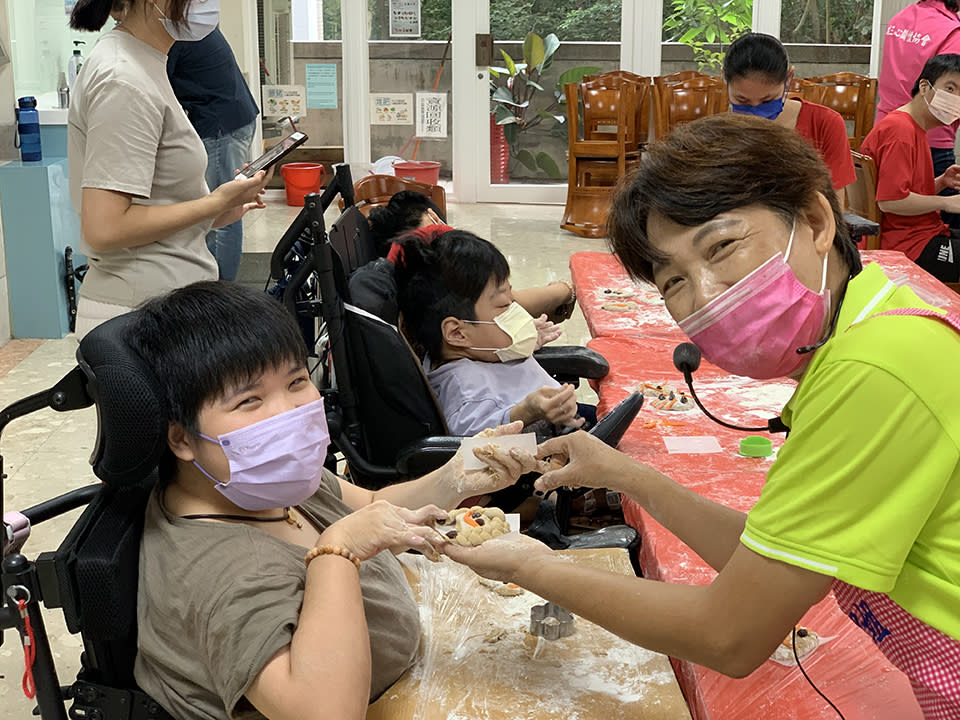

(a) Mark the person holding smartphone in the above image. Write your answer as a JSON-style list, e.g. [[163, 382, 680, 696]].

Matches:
[[167, 26, 260, 282], [68, 0, 271, 338]]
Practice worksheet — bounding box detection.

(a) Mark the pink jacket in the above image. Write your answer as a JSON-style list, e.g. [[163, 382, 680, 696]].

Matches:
[[878, 0, 960, 148]]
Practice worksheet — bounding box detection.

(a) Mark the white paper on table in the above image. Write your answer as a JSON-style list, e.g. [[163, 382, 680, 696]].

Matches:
[[663, 436, 723, 454], [506, 513, 521, 532], [460, 432, 538, 470]]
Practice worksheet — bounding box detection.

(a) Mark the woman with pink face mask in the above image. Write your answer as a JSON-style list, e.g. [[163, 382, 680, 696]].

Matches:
[[443, 114, 960, 719], [68, 0, 271, 338]]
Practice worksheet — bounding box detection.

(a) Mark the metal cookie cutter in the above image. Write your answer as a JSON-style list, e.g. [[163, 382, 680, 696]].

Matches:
[[529, 602, 575, 640]]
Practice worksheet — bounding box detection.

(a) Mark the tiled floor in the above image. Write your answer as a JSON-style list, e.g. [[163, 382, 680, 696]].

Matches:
[[0, 190, 607, 715]]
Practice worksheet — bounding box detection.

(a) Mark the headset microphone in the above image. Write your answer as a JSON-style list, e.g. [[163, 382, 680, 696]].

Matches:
[[672, 343, 788, 434]]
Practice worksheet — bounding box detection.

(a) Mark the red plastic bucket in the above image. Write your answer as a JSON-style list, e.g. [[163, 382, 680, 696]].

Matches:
[[279, 162, 326, 206], [392, 160, 441, 185]]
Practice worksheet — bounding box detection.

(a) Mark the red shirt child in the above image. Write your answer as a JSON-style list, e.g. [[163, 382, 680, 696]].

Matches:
[[860, 110, 949, 260]]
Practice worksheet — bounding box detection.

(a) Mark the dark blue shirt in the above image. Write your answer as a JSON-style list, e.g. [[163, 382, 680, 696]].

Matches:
[[166, 27, 259, 138]]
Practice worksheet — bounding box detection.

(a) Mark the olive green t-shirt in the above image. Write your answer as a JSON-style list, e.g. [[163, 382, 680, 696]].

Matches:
[[68, 29, 217, 307], [134, 470, 420, 719]]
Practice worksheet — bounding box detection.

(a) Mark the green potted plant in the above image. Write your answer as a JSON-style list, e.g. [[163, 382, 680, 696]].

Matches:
[[490, 32, 600, 180]]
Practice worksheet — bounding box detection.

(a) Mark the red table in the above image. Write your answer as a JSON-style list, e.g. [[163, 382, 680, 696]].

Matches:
[[569, 249, 949, 720]]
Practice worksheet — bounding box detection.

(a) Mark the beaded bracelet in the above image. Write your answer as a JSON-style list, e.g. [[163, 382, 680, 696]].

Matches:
[[304, 545, 362, 569]]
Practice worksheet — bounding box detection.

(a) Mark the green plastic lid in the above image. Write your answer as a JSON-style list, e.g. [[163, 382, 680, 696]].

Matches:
[[739, 435, 773, 458]]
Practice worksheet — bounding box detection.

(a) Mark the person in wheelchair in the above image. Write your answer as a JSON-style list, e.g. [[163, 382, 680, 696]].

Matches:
[[126, 281, 539, 719], [354, 190, 577, 324], [394, 229, 597, 438]]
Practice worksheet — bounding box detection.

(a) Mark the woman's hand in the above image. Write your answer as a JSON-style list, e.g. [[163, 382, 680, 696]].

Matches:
[[535, 430, 638, 494], [534, 314, 562, 349], [442, 532, 552, 583], [211, 167, 273, 211], [442, 421, 541, 497], [317, 501, 449, 561]]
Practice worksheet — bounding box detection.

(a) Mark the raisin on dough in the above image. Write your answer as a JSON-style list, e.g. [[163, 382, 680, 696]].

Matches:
[[436, 506, 510, 546]]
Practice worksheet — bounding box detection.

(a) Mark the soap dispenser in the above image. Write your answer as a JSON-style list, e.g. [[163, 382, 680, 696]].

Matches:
[[67, 40, 85, 90], [58, 72, 70, 109]]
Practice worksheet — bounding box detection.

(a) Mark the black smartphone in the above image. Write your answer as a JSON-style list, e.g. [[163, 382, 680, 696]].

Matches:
[[239, 131, 308, 178]]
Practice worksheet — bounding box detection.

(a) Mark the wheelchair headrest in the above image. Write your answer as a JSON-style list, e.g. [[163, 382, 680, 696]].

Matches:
[[77, 312, 169, 488]]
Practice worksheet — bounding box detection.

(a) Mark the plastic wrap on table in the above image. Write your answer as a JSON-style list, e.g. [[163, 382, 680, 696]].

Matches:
[[366, 550, 691, 720]]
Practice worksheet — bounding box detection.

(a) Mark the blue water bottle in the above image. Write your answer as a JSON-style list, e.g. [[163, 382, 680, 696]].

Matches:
[[15, 96, 42, 162]]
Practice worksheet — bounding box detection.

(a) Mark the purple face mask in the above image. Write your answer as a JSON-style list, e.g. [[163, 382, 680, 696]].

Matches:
[[677, 222, 831, 380], [193, 397, 330, 511]]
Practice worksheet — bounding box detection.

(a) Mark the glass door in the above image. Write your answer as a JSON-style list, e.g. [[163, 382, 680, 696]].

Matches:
[[453, 0, 624, 204], [366, 0, 453, 189]]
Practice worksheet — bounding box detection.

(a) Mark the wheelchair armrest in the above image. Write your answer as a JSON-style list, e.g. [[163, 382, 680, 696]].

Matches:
[[588, 391, 644, 449], [395, 436, 462, 477], [533, 346, 609, 382]]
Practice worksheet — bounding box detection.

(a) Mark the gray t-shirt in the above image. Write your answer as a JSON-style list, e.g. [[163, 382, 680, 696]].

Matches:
[[68, 29, 217, 307], [134, 470, 420, 719]]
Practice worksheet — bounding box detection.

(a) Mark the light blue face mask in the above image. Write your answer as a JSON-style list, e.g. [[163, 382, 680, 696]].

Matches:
[[153, 0, 220, 42], [730, 92, 786, 121]]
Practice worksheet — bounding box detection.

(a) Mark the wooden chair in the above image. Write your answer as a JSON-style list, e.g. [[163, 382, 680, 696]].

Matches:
[[651, 76, 727, 139], [653, 70, 709, 89], [788, 77, 825, 104], [561, 76, 646, 238], [847, 151, 881, 250], [344, 174, 447, 219], [807, 72, 877, 150]]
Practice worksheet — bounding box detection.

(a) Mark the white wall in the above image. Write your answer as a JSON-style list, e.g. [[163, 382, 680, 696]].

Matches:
[[0, 0, 14, 345]]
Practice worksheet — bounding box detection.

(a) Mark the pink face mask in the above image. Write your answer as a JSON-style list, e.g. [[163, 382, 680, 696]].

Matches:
[[677, 222, 830, 379], [194, 397, 330, 511]]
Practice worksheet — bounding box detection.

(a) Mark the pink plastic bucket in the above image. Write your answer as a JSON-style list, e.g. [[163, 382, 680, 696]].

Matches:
[[392, 160, 441, 185], [280, 162, 326, 206]]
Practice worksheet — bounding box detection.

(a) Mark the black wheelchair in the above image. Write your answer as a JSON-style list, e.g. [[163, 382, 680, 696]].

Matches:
[[2, 313, 175, 719]]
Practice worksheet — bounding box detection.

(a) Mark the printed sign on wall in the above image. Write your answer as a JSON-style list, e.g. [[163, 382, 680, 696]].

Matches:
[[389, 0, 421, 38], [416, 92, 447, 138], [305, 64, 338, 109], [370, 94, 414, 125], [263, 85, 306, 118]]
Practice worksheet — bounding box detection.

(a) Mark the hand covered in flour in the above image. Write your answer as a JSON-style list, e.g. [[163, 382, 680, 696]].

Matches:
[[534, 430, 640, 495], [440, 421, 541, 500], [442, 531, 552, 583], [318, 501, 449, 562]]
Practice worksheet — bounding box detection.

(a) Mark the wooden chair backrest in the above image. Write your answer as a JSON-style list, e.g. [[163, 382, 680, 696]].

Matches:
[[652, 77, 726, 139], [579, 75, 648, 146], [807, 72, 877, 150], [349, 174, 446, 218], [788, 77, 826, 104], [848, 151, 881, 250], [653, 70, 709, 88], [575, 83, 637, 150]]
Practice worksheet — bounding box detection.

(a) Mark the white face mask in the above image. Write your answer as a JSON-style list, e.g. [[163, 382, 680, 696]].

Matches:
[[463, 302, 539, 362], [925, 86, 960, 125], [154, 0, 220, 42]]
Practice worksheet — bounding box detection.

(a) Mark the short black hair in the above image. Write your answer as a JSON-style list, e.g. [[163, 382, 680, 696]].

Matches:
[[911, 53, 960, 96], [394, 230, 510, 361], [723, 32, 789, 85], [608, 113, 860, 284], [367, 191, 447, 257], [128, 281, 308, 435]]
